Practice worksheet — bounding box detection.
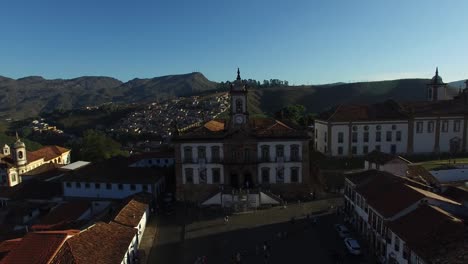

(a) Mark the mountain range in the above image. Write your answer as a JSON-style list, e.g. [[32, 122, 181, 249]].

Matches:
[[0, 72, 217, 119], [0, 72, 464, 120]]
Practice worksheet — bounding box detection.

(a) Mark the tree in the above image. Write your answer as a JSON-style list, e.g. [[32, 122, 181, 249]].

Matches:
[[275, 104, 307, 125], [74, 130, 127, 162]]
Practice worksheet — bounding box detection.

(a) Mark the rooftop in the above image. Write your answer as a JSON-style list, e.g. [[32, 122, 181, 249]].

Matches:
[[0, 230, 79, 264], [51, 222, 136, 264], [33, 201, 91, 230], [61, 157, 167, 184], [112, 193, 151, 228], [59, 161, 91, 171], [175, 117, 309, 141], [365, 150, 402, 165], [317, 99, 468, 122], [348, 170, 460, 218], [388, 204, 466, 263]]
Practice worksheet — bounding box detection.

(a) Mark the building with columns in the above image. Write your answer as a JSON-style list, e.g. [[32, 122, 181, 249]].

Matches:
[[173, 69, 313, 206], [315, 69, 468, 157]]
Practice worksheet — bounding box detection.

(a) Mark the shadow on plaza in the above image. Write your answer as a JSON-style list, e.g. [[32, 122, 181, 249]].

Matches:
[[180, 215, 360, 264]]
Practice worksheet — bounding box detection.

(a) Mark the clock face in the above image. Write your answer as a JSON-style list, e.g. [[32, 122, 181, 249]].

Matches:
[[235, 115, 244, 124]]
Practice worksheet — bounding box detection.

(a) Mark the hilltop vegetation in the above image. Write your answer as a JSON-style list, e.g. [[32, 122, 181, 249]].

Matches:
[[255, 79, 459, 115], [0, 72, 216, 120], [0, 71, 464, 122]]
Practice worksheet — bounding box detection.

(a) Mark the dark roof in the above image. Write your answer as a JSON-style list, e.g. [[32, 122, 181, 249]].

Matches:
[[406, 165, 440, 187], [443, 186, 468, 203], [0, 230, 79, 264], [317, 100, 408, 122], [365, 150, 401, 165], [32, 201, 91, 231], [0, 239, 21, 261], [0, 180, 62, 201], [61, 157, 167, 184], [51, 222, 136, 264], [348, 170, 458, 218], [175, 117, 309, 141], [388, 204, 465, 263], [112, 193, 151, 228], [317, 99, 468, 122], [128, 150, 175, 163]]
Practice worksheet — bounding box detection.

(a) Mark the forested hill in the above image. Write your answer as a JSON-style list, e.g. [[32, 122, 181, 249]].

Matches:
[[254, 78, 459, 115], [0, 72, 462, 121], [0, 72, 217, 120]]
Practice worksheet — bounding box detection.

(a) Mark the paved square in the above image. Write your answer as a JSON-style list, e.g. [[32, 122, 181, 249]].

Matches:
[[148, 198, 368, 264]]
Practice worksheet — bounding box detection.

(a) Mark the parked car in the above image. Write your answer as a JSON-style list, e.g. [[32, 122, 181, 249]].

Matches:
[[344, 238, 361, 255], [334, 224, 351, 238]]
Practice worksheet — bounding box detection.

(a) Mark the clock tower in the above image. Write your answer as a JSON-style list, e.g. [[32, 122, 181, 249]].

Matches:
[[229, 68, 249, 129]]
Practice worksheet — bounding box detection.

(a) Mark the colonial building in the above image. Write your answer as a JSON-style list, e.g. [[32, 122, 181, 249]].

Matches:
[[315, 69, 468, 156], [173, 69, 312, 206], [343, 170, 466, 263], [0, 135, 71, 187], [61, 157, 166, 200]]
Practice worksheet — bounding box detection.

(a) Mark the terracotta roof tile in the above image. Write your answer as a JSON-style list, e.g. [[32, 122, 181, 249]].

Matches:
[[32, 201, 91, 231], [51, 222, 136, 264], [112, 194, 150, 228], [388, 204, 466, 263], [0, 230, 78, 264], [28, 146, 70, 162], [0, 239, 21, 261], [349, 170, 460, 218]]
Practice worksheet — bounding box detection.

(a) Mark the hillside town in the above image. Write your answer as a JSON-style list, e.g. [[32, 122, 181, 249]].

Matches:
[[111, 93, 229, 139], [0, 69, 466, 264]]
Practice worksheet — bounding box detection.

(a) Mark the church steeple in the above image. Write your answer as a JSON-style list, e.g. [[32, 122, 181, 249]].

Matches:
[[229, 68, 249, 128]]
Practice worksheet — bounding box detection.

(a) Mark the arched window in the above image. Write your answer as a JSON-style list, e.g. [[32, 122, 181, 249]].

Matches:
[[235, 99, 243, 113]]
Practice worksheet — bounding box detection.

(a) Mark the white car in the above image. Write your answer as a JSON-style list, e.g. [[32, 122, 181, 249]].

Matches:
[[344, 238, 361, 255], [334, 224, 351, 238]]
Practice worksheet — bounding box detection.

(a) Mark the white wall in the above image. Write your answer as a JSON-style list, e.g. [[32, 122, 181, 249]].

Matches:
[[316, 120, 408, 156], [63, 181, 162, 199], [331, 124, 349, 156], [314, 121, 328, 153], [438, 118, 464, 153]]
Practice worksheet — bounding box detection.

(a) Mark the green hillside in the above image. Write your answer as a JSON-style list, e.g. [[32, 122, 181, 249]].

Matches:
[[256, 79, 459, 115]]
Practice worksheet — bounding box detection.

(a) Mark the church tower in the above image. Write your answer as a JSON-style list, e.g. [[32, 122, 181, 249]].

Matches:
[[427, 67, 448, 101], [12, 133, 27, 166], [229, 68, 249, 128]]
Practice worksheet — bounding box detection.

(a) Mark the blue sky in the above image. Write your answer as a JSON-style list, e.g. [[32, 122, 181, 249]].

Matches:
[[1, 0, 467, 84]]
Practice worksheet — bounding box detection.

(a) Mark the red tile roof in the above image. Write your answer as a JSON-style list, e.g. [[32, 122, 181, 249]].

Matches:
[[112, 193, 151, 228], [176, 117, 308, 140], [32, 201, 90, 231], [0, 230, 78, 264], [388, 204, 466, 263], [51, 222, 136, 264], [28, 146, 70, 162], [0, 239, 21, 261], [349, 170, 459, 218]]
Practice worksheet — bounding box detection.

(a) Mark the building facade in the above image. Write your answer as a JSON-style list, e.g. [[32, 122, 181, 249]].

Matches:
[[0, 136, 71, 187], [343, 170, 465, 263], [315, 70, 468, 157], [174, 69, 313, 205]]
